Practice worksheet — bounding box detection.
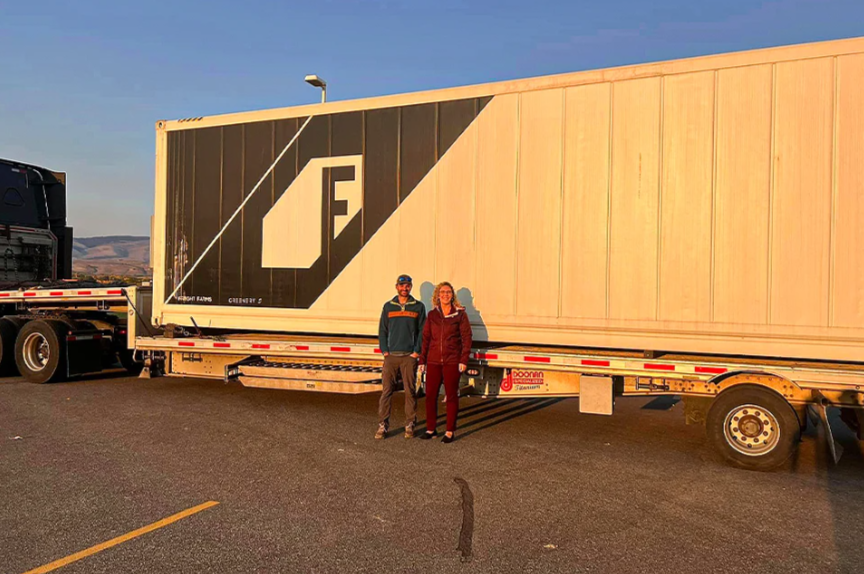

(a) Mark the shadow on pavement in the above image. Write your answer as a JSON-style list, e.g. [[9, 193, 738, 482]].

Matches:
[[454, 398, 565, 441]]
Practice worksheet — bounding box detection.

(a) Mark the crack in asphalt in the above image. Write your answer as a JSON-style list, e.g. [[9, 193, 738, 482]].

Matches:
[[453, 477, 474, 562]]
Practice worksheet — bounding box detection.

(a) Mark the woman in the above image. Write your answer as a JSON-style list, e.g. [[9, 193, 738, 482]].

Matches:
[[418, 282, 473, 443]]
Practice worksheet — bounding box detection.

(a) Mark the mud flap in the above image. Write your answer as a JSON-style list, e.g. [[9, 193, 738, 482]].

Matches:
[[66, 333, 104, 377], [579, 375, 613, 415], [807, 403, 844, 465]]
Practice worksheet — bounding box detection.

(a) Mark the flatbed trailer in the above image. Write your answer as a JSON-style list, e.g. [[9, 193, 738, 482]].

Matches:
[[2, 285, 862, 470], [134, 332, 864, 470]]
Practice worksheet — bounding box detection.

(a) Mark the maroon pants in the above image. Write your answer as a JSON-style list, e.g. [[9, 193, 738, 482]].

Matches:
[[425, 363, 461, 433]]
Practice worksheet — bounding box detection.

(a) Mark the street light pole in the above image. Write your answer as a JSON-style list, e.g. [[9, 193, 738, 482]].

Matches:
[[304, 74, 327, 103]]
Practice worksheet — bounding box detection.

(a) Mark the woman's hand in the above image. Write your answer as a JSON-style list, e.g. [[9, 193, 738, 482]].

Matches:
[[417, 364, 426, 375], [458, 363, 467, 373]]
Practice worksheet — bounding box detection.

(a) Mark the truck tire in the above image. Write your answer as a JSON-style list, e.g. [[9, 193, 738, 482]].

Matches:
[[706, 385, 801, 471], [0, 317, 24, 376], [14, 319, 69, 384], [119, 349, 144, 374]]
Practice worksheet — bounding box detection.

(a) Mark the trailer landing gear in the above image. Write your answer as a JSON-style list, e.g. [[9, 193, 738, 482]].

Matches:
[[139, 353, 165, 379]]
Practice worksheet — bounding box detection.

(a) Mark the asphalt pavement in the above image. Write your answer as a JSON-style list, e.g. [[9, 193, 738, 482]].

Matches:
[[1, 372, 862, 574]]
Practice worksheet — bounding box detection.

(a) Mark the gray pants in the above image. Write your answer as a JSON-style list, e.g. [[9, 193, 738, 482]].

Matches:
[[378, 354, 418, 427]]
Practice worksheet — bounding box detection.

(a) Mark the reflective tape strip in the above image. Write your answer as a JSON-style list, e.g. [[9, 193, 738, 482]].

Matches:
[[132, 339, 753, 379], [695, 366, 728, 375], [644, 363, 675, 371]]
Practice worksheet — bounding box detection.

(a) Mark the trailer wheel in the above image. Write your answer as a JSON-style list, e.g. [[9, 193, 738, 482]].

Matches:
[[706, 385, 800, 471], [0, 318, 25, 376], [14, 319, 69, 384]]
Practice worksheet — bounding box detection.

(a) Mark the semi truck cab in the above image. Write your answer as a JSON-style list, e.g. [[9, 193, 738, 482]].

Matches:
[[0, 158, 73, 286]]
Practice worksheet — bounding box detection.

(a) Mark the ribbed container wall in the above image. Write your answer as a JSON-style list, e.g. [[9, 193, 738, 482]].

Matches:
[[152, 39, 864, 362]]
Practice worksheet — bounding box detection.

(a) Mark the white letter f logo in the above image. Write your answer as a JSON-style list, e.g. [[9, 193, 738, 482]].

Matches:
[[261, 154, 363, 269]]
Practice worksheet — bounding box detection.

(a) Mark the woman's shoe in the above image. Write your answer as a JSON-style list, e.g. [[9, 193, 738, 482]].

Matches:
[[419, 431, 437, 440], [441, 433, 455, 443]]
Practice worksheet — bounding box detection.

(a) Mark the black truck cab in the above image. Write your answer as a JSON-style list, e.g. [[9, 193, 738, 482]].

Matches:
[[0, 158, 73, 284]]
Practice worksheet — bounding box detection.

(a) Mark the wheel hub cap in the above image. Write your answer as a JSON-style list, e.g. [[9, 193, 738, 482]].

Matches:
[[22, 333, 50, 372], [723, 404, 781, 456]]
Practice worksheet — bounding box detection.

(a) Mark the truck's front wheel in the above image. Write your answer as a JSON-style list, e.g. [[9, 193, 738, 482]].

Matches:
[[15, 319, 68, 384], [706, 385, 800, 471]]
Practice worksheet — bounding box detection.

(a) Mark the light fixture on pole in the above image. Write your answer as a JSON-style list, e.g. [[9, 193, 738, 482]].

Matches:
[[304, 74, 327, 103]]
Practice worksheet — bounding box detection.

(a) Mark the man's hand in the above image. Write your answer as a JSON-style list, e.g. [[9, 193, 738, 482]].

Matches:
[[410, 352, 419, 359], [383, 352, 390, 357], [458, 363, 467, 373]]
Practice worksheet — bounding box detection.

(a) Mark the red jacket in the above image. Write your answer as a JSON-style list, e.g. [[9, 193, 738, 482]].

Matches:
[[419, 306, 473, 366]]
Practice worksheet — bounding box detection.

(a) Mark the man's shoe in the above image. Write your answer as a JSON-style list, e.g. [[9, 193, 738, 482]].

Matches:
[[441, 433, 455, 444], [375, 425, 388, 440], [405, 425, 415, 439], [419, 430, 437, 440]]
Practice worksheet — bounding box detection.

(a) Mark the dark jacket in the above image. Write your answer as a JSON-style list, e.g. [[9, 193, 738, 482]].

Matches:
[[419, 306, 473, 366], [378, 295, 427, 355]]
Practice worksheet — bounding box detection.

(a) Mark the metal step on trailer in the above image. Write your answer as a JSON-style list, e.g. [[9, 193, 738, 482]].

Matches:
[[234, 359, 383, 394]]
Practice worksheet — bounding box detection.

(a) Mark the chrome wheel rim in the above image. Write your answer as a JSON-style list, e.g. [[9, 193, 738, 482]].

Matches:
[[723, 404, 780, 456], [22, 332, 50, 372]]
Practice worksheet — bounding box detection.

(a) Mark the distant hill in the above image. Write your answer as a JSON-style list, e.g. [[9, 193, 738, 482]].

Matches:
[[72, 236, 150, 277]]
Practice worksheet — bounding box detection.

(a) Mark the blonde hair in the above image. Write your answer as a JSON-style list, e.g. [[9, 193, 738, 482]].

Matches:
[[432, 281, 462, 309]]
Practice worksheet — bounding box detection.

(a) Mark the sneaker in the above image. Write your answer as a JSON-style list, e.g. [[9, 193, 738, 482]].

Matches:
[[375, 425, 388, 440], [404, 424, 415, 439]]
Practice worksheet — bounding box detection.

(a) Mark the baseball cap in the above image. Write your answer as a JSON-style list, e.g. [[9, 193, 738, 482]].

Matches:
[[397, 274, 413, 284]]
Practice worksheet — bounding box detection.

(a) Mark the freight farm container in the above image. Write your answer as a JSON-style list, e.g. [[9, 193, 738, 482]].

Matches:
[[153, 36, 864, 364]]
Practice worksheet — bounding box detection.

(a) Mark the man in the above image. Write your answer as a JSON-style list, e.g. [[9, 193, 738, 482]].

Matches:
[[377, 274, 426, 439]]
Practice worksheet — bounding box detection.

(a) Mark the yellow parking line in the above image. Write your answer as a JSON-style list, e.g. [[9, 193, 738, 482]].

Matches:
[[21, 500, 219, 574]]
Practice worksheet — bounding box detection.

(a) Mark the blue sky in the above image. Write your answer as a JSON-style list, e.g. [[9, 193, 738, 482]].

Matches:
[[1, 0, 861, 237]]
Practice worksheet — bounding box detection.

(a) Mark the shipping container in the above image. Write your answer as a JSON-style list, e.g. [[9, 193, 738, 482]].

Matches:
[[152, 36, 864, 363]]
